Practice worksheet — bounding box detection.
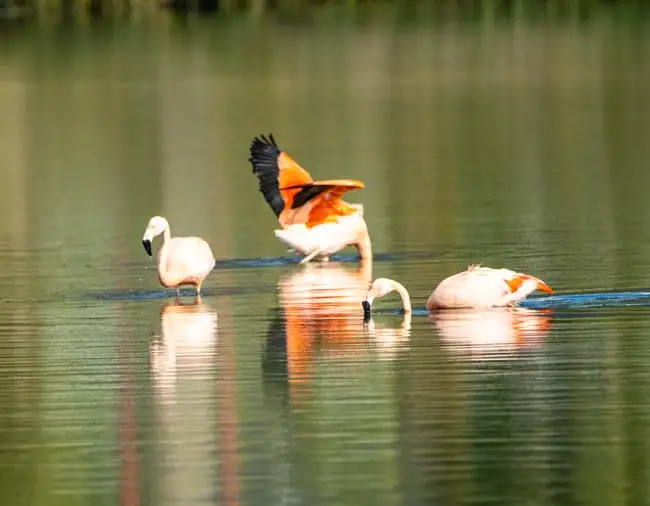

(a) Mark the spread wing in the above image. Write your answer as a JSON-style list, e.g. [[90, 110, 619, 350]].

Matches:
[[248, 134, 365, 227], [249, 134, 313, 218]]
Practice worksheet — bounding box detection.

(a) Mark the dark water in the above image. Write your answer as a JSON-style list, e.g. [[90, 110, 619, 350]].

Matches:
[[1, 8, 650, 506]]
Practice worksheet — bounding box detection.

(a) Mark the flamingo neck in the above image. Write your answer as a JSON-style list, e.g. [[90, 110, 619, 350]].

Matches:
[[157, 224, 173, 287], [391, 280, 412, 313]]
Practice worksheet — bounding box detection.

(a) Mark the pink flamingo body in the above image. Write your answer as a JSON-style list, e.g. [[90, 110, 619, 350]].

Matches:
[[363, 264, 553, 315], [142, 216, 215, 298]]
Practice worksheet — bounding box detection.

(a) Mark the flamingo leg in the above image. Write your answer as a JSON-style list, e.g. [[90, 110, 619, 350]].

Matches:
[[301, 247, 323, 264]]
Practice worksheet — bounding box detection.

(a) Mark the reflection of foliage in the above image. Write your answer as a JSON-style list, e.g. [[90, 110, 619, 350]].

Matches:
[[0, 0, 649, 22]]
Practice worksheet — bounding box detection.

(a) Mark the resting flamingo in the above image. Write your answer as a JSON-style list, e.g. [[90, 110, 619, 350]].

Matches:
[[248, 134, 372, 263], [362, 264, 553, 318], [142, 216, 216, 298]]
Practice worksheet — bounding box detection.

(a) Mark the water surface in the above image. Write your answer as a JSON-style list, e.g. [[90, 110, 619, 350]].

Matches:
[[1, 8, 650, 506]]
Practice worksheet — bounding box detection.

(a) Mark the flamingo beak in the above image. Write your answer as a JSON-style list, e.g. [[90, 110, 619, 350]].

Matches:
[[536, 278, 553, 295], [142, 239, 152, 257]]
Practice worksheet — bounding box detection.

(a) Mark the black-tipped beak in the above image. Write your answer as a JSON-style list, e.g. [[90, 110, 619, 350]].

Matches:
[[362, 300, 371, 323], [142, 239, 152, 257]]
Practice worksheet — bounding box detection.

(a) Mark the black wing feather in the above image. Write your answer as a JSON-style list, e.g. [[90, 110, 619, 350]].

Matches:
[[291, 185, 332, 209], [249, 134, 284, 217]]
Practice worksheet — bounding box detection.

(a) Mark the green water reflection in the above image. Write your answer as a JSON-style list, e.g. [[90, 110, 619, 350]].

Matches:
[[0, 8, 649, 506]]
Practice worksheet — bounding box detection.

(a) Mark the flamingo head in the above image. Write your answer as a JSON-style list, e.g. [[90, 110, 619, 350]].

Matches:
[[363, 278, 400, 322], [142, 216, 169, 257]]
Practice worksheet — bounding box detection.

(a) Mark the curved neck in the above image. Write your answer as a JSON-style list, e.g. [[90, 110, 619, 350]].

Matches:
[[391, 281, 412, 313], [157, 224, 172, 284], [157, 241, 173, 285]]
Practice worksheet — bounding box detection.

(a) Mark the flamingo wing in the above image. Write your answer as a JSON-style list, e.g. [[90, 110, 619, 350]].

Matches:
[[249, 134, 313, 218], [503, 271, 553, 295], [249, 134, 365, 228]]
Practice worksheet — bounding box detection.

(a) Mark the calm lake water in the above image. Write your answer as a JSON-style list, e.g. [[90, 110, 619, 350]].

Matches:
[[1, 7, 650, 506]]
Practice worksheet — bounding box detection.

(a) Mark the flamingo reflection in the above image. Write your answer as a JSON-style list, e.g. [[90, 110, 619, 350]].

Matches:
[[148, 301, 219, 504], [150, 301, 218, 394], [431, 307, 553, 360], [272, 260, 410, 387]]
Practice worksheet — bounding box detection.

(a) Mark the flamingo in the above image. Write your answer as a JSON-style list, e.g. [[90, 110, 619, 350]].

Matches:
[[248, 134, 372, 263], [142, 216, 216, 298], [362, 264, 553, 318]]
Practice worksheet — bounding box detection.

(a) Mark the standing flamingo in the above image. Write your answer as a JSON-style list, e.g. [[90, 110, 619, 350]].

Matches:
[[248, 134, 372, 263], [142, 216, 216, 298], [362, 264, 553, 318]]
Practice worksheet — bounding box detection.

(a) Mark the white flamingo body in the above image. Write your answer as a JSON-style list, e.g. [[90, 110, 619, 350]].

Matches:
[[156, 238, 215, 288], [428, 265, 551, 309], [142, 216, 215, 296], [363, 265, 552, 315], [275, 212, 369, 263]]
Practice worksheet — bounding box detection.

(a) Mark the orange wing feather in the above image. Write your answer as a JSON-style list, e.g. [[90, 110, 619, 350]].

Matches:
[[277, 152, 314, 210], [303, 182, 364, 227], [505, 273, 553, 295], [505, 276, 525, 293]]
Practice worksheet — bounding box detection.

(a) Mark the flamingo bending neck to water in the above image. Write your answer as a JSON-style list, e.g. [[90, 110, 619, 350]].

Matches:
[[248, 134, 372, 263], [362, 264, 552, 318], [142, 216, 216, 298]]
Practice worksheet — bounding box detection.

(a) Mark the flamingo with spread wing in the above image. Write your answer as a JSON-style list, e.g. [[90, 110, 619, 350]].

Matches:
[[248, 134, 372, 263]]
